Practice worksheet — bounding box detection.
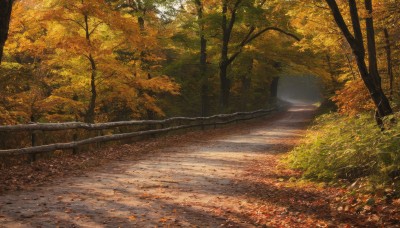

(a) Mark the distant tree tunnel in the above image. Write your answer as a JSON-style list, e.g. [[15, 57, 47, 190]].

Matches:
[[276, 75, 322, 105]]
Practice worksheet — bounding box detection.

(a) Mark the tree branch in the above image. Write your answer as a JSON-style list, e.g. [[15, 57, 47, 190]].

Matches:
[[325, 0, 357, 50], [227, 26, 300, 65], [63, 18, 86, 31], [348, 0, 364, 51], [227, 0, 242, 36], [238, 26, 256, 47], [89, 22, 104, 36], [244, 26, 300, 45]]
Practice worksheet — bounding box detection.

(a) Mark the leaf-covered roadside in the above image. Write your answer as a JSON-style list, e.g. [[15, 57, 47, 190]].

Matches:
[[276, 111, 400, 226], [245, 154, 400, 227], [285, 112, 400, 188]]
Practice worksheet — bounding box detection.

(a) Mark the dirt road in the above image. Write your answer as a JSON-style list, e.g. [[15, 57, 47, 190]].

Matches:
[[0, 106, 316, 227]]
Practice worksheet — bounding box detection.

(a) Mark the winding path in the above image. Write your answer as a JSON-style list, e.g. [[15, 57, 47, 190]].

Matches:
[[0, 106, 316, 227]]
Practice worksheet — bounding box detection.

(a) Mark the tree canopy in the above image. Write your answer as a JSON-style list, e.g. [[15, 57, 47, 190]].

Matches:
[[0, 0, 399, 124]]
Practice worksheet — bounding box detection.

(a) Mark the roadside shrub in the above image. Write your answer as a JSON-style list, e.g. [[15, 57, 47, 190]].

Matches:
[[331, 80, 375, 116], [285, 112, 400, 188]]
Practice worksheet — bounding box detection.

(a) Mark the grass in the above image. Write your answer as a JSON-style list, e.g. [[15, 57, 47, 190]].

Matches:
[[284, 110, 400, 193]]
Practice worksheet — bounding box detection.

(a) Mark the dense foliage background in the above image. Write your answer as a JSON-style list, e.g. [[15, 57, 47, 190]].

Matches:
[[0, 0, 323, 124]]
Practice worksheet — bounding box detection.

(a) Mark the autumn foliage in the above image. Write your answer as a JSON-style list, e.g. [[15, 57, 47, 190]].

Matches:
[[332, 80, 375, 116], [0, 0, 179, 124]]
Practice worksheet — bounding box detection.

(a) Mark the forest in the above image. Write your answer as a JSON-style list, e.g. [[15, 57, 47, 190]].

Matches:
[[0, 0, 398, 125], [0, 0, 400, 226], [0, 0, 328, 124]]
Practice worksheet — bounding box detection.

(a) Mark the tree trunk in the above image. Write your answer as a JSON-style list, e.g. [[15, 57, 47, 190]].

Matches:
[[201, 83, 209, 116], [200, 37, 209, 117], [0, 0, 13, 64], [195, 0, 209, 116], [83, 13, 97, 123], [85, 54, 97, 124], [384, 28, 393, 99], [219, 62, 230, 111], [219, 0, 234, 111], [354, 56, 392, 118], [138, 16, 145, 31], [325, 0, 393, 124], [146, 73, 155, 120], [364, 0, 392, 118]]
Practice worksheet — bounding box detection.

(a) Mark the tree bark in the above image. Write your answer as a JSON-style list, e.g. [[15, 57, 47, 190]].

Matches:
[[0, 0, 13, 64], [138, 16, 145, 31], [325, 0, 393, 123], [219, 0, 240, 111], [85, 54, 97, 123], [200, 29, 209, 116], [364, 0, 379, 84], [83, 13, 97, 123], [364, 0, 392, 118], [384, 28, 393, 99], [195, 0, 209, 116], [219, 63, 231, 110]]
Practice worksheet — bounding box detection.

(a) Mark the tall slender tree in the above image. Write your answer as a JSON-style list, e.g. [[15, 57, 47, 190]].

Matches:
[[325, 0, 393, 123], [194, 0, 209, 116]]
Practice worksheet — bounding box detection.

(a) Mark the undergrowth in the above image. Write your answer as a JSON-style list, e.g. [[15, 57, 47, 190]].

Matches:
[[285, 111, 400, 192]]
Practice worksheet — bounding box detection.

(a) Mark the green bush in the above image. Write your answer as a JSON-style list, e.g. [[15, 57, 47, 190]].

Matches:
[[285, 112, 400, 188]]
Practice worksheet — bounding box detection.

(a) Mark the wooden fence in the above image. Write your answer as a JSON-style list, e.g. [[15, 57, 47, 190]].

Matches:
[[0, 107, 277, 160]]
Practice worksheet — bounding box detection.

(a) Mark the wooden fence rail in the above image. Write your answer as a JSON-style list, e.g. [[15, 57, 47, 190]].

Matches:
[[0, 107, 277, 157], [0, 109, 274, 132]]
